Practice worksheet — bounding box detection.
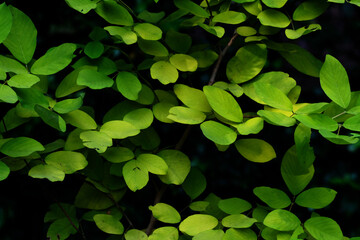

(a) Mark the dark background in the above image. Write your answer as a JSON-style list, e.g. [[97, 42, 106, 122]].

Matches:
[[1, 0, 360, 239]]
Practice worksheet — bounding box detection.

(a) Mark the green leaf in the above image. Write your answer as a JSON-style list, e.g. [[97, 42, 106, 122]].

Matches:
[[3, 6, 37, 64], [182, 168, 207, 200], [0, 161, 10, 181], [93, 214, 124, 235], [294, 114, 338, 131], [102, 147, 134, 163], [223, 228, 257, 240], [123, 108, 153, 129], [34, 105, 66, 132], [80, 131, 113, 153], [281, 145, 315, 195], [253, 186, 291, 209], [100, 120, 139, 139], [257, 9, 290, 28], [65, 0, 97, 14], [218, 198, 252, 214], [138, 10, 165, 23], [319, 130, 359, 145], [236, 26, 257, 37], [104, 26, 137, 45], [136, 153, 168, 175], [174, 0, 210, 18], [158, 149, 191, 185], [261, 0, 287, 8], [165, 30, 192, 53], [31, 43, 77, 75], [198, 23, 225, 38], [190, 201, 210, 212], [304, 217, 343, 240], [116, 71, 142, 100], [236, 117, 264, 135], [134, 23, 162, 40], [149, 203, 181, 223], [64, 128, 85, 151], [95, 0, 133, 26], [0, 55, 27, 74], [0, 84, 18, 103], [257, 110, 296, 127], [226, 44, 267, 84], [135, 84, 155, 105], [254, 82, 293, 111], [58, 110, 93, 130], [28, 164, 65, 182], [0, 3, 12, 44], [125, 229, 148, 240], [15, 88, 48, 109], [45, 151, 88, 174], [235, 138, 276, 163], [53, 97, 83, 114], [320, 55, 351, 109], [84, 41, 104, 59], [349, 0, 360, 6], [203, 86, 243, 122], [285, 24, 322, 40], [190, 50, 218, 68], [174, 84, 211, 112], [169, 54, 198, 72], [47, 218, 78, 240], [295, 187, 337, 209], [150, 61, 178, 84], [77, 68, 114, 89], [167, 106, 206, 124], [7, 74, 40, 88], [148, 227, 179, 240], [0, 108, 29, 133], [122, 159, 149, 191], [212, 11, 247, 24], [293, 0, 329, 21], [294, 123, 315, 169], [263, 209, 301, 231], [295, 102, 329, 114], [138, 38, 169, 56], [200, 121, 237, 145], [179, 214, 218, 236], [55, 67, 88, 98], [0, 137, 44, 157], [266, 42, 322, 77], [153, 102, 175, 123], [343, 114, 360, 131], [222, 214, 257, 228], [193, 229, 224, 240]]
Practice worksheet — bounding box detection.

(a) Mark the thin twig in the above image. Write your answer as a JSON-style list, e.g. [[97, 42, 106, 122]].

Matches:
[[208, 32, 239, 86], [205, 0, 213, 23], [107, 193, 135, 228], [55, 201, 87, 240]]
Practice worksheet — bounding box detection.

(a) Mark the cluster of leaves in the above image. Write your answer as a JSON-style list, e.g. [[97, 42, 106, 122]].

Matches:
[[1, 0, 360, 239]]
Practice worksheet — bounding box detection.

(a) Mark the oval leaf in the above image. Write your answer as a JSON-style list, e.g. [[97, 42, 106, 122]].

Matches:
[[149, 203, 181, 224], [157, 150, 191, 185], [93, 214, 124, 235], [304, 217, 343, 240], [200, 121, 237, 145], [0, 137, 44, 157], [253, 186, 291, 209], [235, 138, 276, 163], [45, 151, 88, 174], [222, 214, 257, 228], [295, 187, 337, 209], [263, 209, 301, 231], [122, 159, 149, 192], [100, 120, 140, 139], [150, 61, 178, 85], [116, 71, 142, 100], [179, 214, 218, 236]]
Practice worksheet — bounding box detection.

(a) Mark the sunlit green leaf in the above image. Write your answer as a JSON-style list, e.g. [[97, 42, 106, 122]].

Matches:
[[262, 0, 287, 8], [236, 117, 264, 135], [257, 110, 296, 127], [93, 214, 124, 234], [123, 108, 153, 129], [123, 159, 149, 191], [222, 214, 257, 228], [304, 217, 343, 240], [84, 41, 104, 59], [223, 228, 257, 240], [101, 147, 134, 164], [100, 120, 140, 139], [149, 203, 181, 223], [295, 187, 337, 209], [294, 123, 315, 169], [174, 84, 211, 112], [0, 161, 10, 181], [235, 138, 276, 163], [53, 97, 83, 114], [236, 26, 257, 37], [150, 61, 178, 84], [28, 164, 65, 182], [138, 38, 169, 56], [198, 23, 225, 38], [3, 6, 37, 64], [193, 229, 224, 240], [7, 74, 40, 88], [104, 26, 137, 45], [212, 11, 246, 24], [0, 137, 44, 158], [285, 24, 322, 40], [226, 44, 267, 84], [77, 68, 114, 89], [134, 23, 162, 40], [263, 209, 301, 231], [80, 131, 112, 153], [257, 9, 290, 28], [0, 3, 12, 44], [293, 0, 329, 21], [204, 86, 243, 122], [31, 43, 77, 75], [167, 106, 206, 124], [174, 0, 210, 17], [179, 214, 218, 236], [65, 0, 97, 14], [136, 84, 155, 105], [218, 198, 252, 215], [125, 229, 148, 240], [116, 71, 142, 100], [62, 109, 97, 130], [320, 55, 351, 109], [148, 227, 179, 240], [254, 82, 293, 111], [253, 186, 291, 209], [136, 154, 168, 175], [55, 67, 88, 98], [158, 149, 191, 185], [200, 121, 237, 145], [294, 113, 338, 131], [0, 84, 18, 103], [170, 54, 198, 72], [295, 102, 329, 114], [319, 130, 359, 145], [95, 0, 133, 26], [45, 151, 88, 174], [165, 30, 192, 53], [0, 55, 27, 74]]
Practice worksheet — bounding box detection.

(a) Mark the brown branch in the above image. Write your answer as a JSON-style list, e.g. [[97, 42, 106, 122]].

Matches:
[[55, 201, 87, 240], [208, 32, 239, 86], [145, 125, 193, 235]]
